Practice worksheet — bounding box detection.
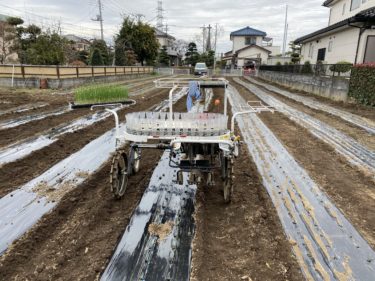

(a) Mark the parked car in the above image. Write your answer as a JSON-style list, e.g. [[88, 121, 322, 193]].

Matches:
[[194, 62, 208, 76]]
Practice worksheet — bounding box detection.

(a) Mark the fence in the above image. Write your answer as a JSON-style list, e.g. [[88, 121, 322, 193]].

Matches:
[[218, 68, 244, 76], [155, 67, 191, 75], [0, 65, 154, 80], [259, 64, 352, 78]]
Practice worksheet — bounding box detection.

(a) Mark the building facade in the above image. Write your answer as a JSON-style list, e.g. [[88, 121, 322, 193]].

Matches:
[[223, 26, 280, 68], [155, 28, 183, 66], [295, 0, 375, 64], [63, 34, 91, 52]]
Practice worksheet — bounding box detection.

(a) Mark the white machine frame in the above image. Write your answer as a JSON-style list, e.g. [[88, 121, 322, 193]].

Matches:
[[107, 77, 275, 202]]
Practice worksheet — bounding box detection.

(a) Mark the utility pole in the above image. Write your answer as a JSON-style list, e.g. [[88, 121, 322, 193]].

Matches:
[[282, 4, 288, 56], [206, 24, 212, 51], [201, 25, 206, 53], [98, 0, 104, 41], [92, 0, 104, 40], [213, 23, 218, 73], [157, 0, 164, 29]]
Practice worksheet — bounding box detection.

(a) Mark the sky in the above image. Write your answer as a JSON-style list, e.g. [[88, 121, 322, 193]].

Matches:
[[0, 0, 330, 54]]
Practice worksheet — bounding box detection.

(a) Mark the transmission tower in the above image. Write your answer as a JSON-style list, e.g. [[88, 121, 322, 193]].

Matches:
[[156, 0, 164, 29]]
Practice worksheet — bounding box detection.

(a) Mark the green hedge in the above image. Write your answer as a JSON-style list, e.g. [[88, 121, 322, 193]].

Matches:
[[349, 64, 375, 106], [329, 61, 352, 76]]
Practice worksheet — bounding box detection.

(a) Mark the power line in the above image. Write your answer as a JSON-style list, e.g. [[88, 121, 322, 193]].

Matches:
[[0, 3, 101, 31]]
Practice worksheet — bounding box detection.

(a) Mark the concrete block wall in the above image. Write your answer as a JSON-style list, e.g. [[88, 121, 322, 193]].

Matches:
[[0, 74, 150, 89], [258, 70, 350, 102]]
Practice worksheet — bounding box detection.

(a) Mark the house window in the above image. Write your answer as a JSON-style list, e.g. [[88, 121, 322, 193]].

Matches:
[[328, 41, 333, 52], [351, 0, 361, 10], [245, 37, 256, 45], [364, 36, 375, 63], [317, 48, 326, 62], [342, 3, 346, 15]]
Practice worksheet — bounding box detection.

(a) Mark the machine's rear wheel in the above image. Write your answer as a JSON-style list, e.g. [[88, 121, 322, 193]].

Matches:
[[223, 158, 233, 203], [110, 151, 128, 199]]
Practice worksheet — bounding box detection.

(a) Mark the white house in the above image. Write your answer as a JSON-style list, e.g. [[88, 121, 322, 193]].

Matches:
[[222, 26, 280, 68], [63, 34, 91, 52], [155, 28, 182, 66], [295, 0, 375, 64]]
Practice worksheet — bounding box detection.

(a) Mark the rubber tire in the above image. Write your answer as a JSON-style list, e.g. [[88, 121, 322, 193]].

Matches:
[[223, 158, 233, 204], [132, 148, 141, 174], [110, 152, 128, 199]]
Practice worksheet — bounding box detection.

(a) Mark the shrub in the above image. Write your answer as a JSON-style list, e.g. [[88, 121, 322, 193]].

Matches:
[[275, 61, 282, 71], [330, 61, 352, 76], [301, 61, 312, 74], [349, 63, 375, 106]]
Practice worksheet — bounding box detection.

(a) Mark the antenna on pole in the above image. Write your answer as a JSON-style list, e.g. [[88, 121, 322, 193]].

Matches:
[[92, 0, 104, 40], [156, 0, 164, 29], [282, 4, 288, 56]]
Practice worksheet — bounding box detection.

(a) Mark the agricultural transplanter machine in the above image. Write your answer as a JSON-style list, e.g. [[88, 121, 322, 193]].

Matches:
[[108, 78, 274, 203]]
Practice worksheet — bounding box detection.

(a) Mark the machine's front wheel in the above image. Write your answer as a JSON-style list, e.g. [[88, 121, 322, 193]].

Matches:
[[129, 147, 141, 175], [110, 151, 128, 199], [223, 158, 233, 203]]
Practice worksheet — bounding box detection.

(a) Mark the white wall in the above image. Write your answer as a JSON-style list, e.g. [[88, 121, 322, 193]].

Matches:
[[237, 47, 269, 66], [157, 37, 174, 48], [300, 27, 375, 64], [267, 57, 291, 65], [232, 36, 263, 53], [264, 45, 281, 55], [329, 0, 375, 25]]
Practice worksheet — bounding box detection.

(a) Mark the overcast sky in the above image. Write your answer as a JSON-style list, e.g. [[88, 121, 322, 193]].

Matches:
[[0, 0, 330, 53]]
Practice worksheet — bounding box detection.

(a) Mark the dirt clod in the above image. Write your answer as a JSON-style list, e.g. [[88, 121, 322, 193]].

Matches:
[[148, 221, 174, 241]]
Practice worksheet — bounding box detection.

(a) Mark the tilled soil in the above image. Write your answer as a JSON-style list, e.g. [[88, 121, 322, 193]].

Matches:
[[0, 149, 163, 281], [255, 77, 375, 121], [233, 79, 375, 249], [243, 78, 375, 151], [191, 143, 303, 281], [0, 90, 72, 122], [0, 88, 169, 198], [0, 75, 154, 111], [0, 78, 157, 148], [0, 108, 90, 147], [0, 92, 189, 280], [191, 88, 303, 281]]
